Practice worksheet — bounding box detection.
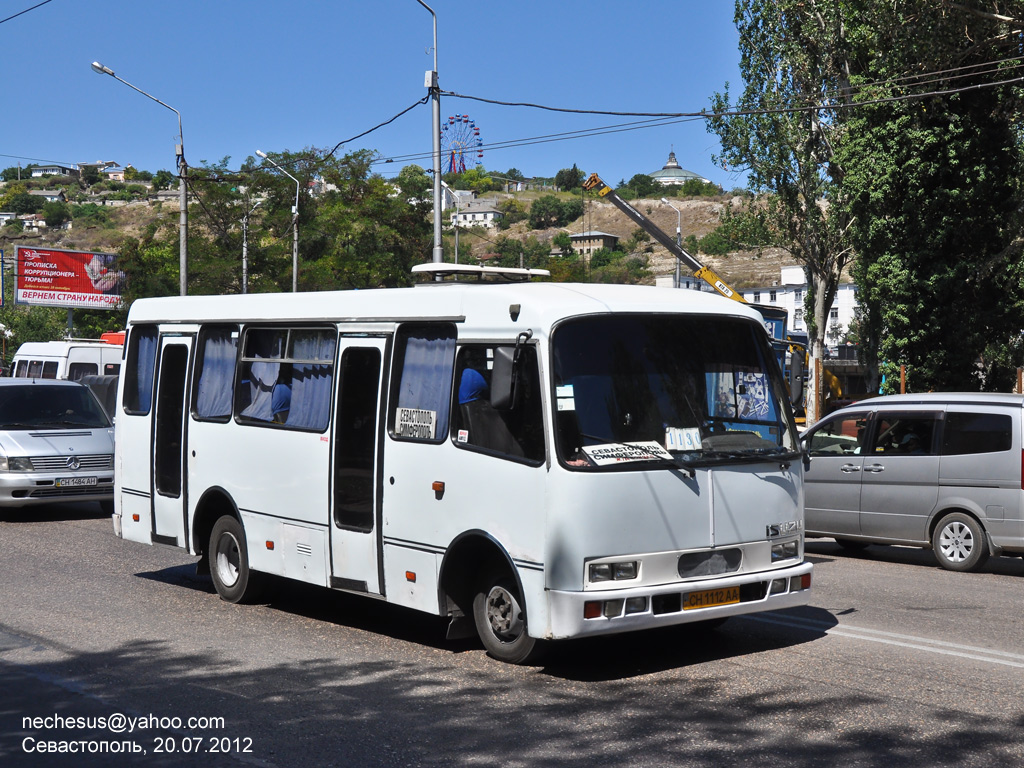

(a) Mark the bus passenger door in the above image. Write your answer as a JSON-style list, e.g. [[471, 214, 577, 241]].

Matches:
[[152, 335, 193, 547], [329, 338, 387, 595]]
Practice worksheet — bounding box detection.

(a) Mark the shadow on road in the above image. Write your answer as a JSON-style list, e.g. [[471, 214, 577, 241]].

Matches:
[[806, 538, 1024, 576], [134, 561, 834, 681], [0, 501, 107, 524]]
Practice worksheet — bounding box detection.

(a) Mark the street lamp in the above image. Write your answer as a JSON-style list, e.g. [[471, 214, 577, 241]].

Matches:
[[661, 197, 682, 289], [91, 61, 187, 296], [256, 150, 300, 293], [416, 0, 443, 264]]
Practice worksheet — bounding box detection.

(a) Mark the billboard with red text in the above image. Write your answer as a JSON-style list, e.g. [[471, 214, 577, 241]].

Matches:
[[15, 246, 124, 309]]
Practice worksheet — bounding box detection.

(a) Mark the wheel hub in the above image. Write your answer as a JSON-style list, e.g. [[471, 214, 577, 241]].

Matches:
[[486, 586, 523, 640]]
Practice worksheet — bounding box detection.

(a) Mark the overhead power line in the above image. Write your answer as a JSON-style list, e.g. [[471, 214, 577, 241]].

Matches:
[[0, 0, 54, 26]]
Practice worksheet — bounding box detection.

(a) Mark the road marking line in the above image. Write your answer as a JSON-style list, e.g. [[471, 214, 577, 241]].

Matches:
[[747, 613, 1024, 669]]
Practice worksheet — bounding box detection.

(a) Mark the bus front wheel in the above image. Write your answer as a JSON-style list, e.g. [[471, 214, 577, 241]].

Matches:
[[472, 572, 541, 664], [209, 515, 262, 604]]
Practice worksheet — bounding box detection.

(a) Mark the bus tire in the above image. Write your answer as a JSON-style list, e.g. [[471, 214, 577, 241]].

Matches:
[[209, 515, 263, 604], [472, 572, 541, 664]]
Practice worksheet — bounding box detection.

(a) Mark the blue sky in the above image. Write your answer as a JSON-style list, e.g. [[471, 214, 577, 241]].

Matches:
[[2, 1, 747, 189]]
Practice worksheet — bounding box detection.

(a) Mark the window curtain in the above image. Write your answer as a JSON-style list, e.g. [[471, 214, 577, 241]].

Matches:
[[131, 329, 159, 413], [286, 332, 336, 430], [195, 329, 237, 419], [396, 329, 455, 439], [240, 360, 280, 422]]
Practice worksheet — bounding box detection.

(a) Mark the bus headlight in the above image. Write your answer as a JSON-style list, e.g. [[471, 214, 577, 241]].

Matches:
[[588, 560, 639, 583], [771, 541, 799, 562]]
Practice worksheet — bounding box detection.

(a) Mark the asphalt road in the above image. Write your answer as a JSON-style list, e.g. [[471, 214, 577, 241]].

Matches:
[[1, 503, 1023, 767]]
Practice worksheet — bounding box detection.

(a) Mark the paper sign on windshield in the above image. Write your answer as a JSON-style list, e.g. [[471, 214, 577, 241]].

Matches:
[[583, 441, 674, 466]]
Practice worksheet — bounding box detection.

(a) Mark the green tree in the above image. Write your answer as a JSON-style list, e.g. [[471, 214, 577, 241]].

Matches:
[[625, 174, 660, 199], [836, 1, 1024, 392], [80, 166, 101, 186], [707, 0, 853, 419], [554, 164, 584, 191], [496, 198, 527, 230], [528, 195, 564, 229], [151, 169, 175, 190], [551, 231, 574, 257], [42, 201, 70, 228], [70, 203, 113, 228], [1, 166, 22, 182]]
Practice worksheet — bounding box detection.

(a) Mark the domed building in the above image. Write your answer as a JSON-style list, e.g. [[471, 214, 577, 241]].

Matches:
[[650, 150, 710, 186]]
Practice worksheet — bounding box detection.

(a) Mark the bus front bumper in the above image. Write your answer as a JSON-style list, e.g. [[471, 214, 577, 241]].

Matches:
[[541, 561, 813, 640]]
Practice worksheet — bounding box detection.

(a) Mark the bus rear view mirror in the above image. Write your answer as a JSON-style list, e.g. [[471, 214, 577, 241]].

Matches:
[[789, 351, 805, 406], [491, 346, 515, 409]]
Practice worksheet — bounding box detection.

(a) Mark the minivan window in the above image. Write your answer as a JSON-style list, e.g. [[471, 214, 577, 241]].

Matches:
[[942, 412, 1012, 455], [871, 414, 939, 455], [808, 415, 867, 456]]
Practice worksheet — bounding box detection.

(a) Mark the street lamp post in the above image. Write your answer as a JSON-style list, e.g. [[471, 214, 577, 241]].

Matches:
[[416, 0, 443, 264], [256, 150, 300, 292], [661, 197, 682, 289], [91, 61, 187, 296], [240, 200, 260, 294]]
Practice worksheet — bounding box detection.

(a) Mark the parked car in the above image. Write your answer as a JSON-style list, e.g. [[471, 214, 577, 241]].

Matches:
[[0, 379, 115, 511], [802, 392, 1024, 572]]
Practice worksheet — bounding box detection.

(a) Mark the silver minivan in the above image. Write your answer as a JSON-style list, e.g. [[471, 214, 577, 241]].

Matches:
[[802, 392, 1024, 572], [0, 379, 115, 510]]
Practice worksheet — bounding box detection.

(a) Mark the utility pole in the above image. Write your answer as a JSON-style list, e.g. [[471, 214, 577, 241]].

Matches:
[[417, 0, 443, 264]]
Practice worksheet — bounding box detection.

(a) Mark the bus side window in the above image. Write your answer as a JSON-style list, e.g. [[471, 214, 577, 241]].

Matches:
[[124, 325, 159, 414], [452, 344, 544, 463], [235, 327, 335, 432], [193, 326, 238, 421], [389, 324, 456, 443]]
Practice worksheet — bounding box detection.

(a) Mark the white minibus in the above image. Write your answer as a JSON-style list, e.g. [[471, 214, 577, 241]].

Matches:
[[112, 266, 811, 663], [12, 335, 123, 380]]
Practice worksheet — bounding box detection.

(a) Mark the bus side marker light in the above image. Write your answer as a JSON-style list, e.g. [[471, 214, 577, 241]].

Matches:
[[266, 541, 275, 550], [132, 514, 140, 522], [406, 571, 416, 583], [432, 481, 445, 500]]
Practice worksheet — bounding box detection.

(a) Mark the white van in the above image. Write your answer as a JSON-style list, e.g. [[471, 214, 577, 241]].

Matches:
[[12, 338, 123, 381]]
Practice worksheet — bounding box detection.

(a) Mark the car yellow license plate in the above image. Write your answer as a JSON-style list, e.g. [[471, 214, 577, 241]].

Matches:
[[683, 586, 740, 610]]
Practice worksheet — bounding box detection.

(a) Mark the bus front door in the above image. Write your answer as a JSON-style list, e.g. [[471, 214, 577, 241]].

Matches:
[[151, 335, 193, 547], [329, 338, 387, 595]]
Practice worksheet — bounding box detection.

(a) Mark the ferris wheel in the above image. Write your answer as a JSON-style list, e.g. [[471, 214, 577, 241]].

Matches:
[[441, 114, 483, 174]]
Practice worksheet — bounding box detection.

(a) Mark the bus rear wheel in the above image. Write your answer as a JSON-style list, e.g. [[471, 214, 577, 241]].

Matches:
[[472, 573, 541, 664], [209, 515, 262, 604]]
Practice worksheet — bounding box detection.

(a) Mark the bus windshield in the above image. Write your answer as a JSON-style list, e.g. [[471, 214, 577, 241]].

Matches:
[[551, 314, 798, 468]]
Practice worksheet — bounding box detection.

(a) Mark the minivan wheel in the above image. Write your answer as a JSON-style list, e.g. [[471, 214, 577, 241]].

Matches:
[[932, 513, 989, 573]]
